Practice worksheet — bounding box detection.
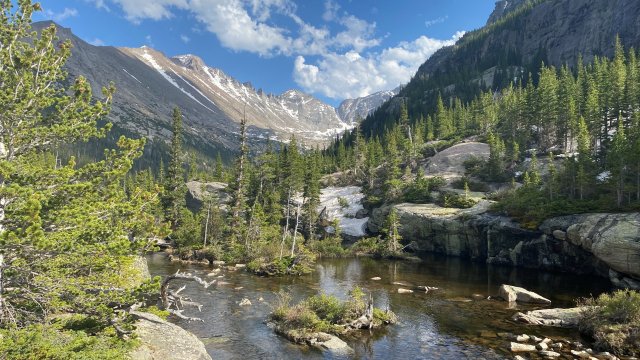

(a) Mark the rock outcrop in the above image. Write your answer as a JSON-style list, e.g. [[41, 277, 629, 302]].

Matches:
[[499, 285, 551, 304], [424, 142, 490, 181], [369, 202, 639, 287], [185, 181, 230, 212], [513, 307, 585, 328], [130, 312, 212, 360], [540, 213, 640, 280]]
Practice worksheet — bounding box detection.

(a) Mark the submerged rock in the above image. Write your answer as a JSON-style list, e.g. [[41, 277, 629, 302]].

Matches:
[[509, 342, 537, 352], [130, 312, 211, 360], [397, 288, 413, 294], [512, 307, 585, 328], [239, 298, 252, 306], [498, 284, 551, 304]]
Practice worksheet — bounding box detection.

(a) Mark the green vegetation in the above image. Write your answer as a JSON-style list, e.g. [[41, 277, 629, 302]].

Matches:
[[0, 1, 166, 356], [579, 290, 640, 356], [323, 38, 640, 227], [270, 287, 396, 338]]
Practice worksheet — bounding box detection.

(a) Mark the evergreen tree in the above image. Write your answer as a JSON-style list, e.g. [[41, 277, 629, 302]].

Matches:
[[229, 114, 249, 245], [0, 1, 164, 330], [383, 208, 402, 254], [164, 107, 186, 231]]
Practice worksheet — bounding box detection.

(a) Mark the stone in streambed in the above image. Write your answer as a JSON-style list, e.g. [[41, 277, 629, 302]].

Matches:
[[397, 288, 413, 294], [371, 277, 381, 281], [499, 284, 551, 304], [510, 342, 537, 352], [539, 350, 561, 358], [239, 298, 252, 306]]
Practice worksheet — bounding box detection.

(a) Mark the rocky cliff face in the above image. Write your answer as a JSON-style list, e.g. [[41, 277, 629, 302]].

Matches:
[[360, 0, 640, 138], [337, 87, 399, 124], [369, 203, 640, 289], [486, 0, 528, 24], [35, 21, 352, 152], [421, 0, 640, 80]]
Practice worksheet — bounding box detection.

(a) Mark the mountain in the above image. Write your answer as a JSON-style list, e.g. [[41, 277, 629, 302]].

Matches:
[[486, 0, 527, 24], [337, 87, 400, 124], [34, 21, 352, 161], [359, 0, 640, 137]]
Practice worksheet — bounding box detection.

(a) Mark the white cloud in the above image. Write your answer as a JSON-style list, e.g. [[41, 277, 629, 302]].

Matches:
[[294, 31, 464, 99], [425, 15, 448, 28], [322, 0, 340, 22], [110, 0, 189, 23], [45, 7, 78, 22], [188, 0, 292, 56], [90, 38, 106, 46], [98, 0, 464, 99], [87, 0, 110, 11], [180, 34, 191, 43]]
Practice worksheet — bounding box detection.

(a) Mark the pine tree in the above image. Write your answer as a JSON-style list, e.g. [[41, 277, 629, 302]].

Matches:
[[383, 208, 402, 254], [609, 117, 628, 207], [0, 1, 164, 329], [230, 113, 249, 245], [164, 107, 187, 231], [576, 116, 593, 200], [302, 153, 321, 242], [215, 152, 224, 180]]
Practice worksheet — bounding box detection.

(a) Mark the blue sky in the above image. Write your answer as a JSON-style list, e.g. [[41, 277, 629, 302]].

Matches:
[[34, 0, 496, 106]]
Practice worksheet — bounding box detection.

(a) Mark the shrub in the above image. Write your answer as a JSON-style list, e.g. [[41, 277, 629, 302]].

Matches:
[[270, 287, 396, 337], [451, 176, 490, 192], [437, 192, 477, 209], [309, 236, 347, 258], [0, 324, 135, 360], [337, 196, 349, 209], [579, 290, 640, 356]]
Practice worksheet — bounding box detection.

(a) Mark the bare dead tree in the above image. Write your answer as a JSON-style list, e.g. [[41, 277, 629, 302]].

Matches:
[[159, 270, 216, 322]]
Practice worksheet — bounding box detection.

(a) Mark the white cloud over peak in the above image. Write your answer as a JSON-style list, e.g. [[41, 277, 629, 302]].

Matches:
[[95, 0, 464, 99], [294, 31, 464, 99], [45, 7, 78, 22]]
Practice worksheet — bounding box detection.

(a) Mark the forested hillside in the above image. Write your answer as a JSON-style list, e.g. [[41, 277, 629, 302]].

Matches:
[[325, 38, 640, 224], [358, 0, 640, 138]]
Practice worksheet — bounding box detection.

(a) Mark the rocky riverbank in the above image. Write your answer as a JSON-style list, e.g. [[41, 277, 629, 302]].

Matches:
[[368, 203, 640, 289]]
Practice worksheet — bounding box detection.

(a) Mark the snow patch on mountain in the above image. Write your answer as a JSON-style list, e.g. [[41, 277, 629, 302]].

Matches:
[[319, 186, 368, 238], [141, 49, 216, 113], [337, 87, 400, 123]]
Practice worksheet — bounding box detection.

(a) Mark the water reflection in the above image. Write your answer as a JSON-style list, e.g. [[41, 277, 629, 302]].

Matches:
[[146, 252, 611, 359]]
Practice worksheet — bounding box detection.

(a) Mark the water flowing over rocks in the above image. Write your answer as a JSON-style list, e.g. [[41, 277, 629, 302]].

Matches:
[[368, 202, 640, 287]]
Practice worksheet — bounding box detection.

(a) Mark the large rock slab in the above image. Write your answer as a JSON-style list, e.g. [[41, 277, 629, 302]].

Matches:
[[498, 285, 551, 304], [541, 213, 640, 280], [512, 307, 585, 328], [425, 142, 489, 180], [186, 181, 230, 211], [130, 312, 212, 360]]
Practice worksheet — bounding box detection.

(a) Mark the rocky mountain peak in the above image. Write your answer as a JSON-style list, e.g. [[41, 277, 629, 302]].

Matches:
[[487, 0, 527, 24], [173, 54, 206, 71]]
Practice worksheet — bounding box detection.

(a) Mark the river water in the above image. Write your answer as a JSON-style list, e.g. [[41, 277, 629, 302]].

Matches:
[[146, 253, 612, 360]]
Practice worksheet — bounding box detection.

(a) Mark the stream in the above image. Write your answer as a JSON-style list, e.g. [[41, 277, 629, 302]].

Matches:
[[147, 253, 612, 359]]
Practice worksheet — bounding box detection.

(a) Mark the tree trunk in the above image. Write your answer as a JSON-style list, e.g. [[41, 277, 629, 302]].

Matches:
[[291, 200, 302, 257], [0, 253, 4, 319], [203, 203, 210, 247], [279, 188, 291, 259]]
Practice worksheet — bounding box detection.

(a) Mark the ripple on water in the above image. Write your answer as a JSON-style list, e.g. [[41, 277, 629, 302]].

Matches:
[[146, 253, 610, 359]]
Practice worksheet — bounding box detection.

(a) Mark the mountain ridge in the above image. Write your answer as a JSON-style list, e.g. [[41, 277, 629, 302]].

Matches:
[[34, 21, 395, 156]]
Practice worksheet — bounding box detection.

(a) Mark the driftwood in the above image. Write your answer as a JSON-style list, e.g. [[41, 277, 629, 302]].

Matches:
[[159, 270, 216, 322], [349, 294, 374, 330]]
